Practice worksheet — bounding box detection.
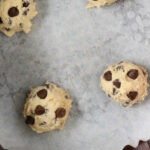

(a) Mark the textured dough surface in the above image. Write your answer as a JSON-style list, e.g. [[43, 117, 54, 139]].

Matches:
[[24, 82, 72, 133], [86, 0, 117, 8], [100, 62, 149, 107], [0, 0, 37, 37]]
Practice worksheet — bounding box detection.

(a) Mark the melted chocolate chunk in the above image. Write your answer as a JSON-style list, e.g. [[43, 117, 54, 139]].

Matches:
[[127, 91, 138, 100], [55, 108, 66, 118], [37, 89, 47, 99], [23, 2, 30, 7], [35, 105, 45, 115], [104, 71, 112, 81], [127, 69, 138, 80], [25, 116, 35, 125], [0, 17, 3, 24], [8, 7, 19, 17], [113, 79, 121, 88]]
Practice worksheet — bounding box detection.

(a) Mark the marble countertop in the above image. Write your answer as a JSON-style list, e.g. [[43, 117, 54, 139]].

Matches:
[[1, 0, 150, 149]]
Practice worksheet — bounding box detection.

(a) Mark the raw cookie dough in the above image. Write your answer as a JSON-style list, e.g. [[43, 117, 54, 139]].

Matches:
[[86, 0, 117, 8], [0, 0, 37, 37], [24, 82, 72, 133], [100, 62, 149, 107]]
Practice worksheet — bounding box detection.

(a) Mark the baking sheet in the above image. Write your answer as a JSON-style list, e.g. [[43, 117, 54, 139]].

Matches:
[[1, 0, 150, 149]]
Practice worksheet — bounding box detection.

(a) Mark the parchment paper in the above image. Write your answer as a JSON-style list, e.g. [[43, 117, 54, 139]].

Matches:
[[1, 0, 150, 149]]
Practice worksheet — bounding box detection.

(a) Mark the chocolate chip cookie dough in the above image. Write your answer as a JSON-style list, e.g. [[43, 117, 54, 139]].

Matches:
[[0, 0, 37, 37], [24, 82, 72, 133], [86, 0, 117, 8], [100, 62, 149, 107]]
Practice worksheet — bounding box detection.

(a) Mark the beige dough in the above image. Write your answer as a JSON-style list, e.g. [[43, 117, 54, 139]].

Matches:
[[86, 0, 117, 8], [24, 82, 72, 133], [100, 62, 149, 107], [0, 0, 37, 37]]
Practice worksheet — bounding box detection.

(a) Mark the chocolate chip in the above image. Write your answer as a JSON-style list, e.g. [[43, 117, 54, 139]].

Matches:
[[65, 95, 69, 99], [125, 101, 130, 105], [104, 71, 112, 81], [45, 84, 49, 88], [19, 23, 23, 28], [123, 101, 130, 107], [127, 91, 138, 100], [8, 7, 19, 17], [37, 89, 47, 99], [25, 116, 35, 125], [112, 88, 118, 95], [0, 17, 3, 24], [113, 88, 116, 94], [116, 65, 125, 72], [39, 121, 47, 126], [113, 79, 121, 88], [23, 2, 30, 7], [142, 70, 146, 76], [127, 69, 138, 79], [123, 145, 135, 150], [23, 9, 29, 16], [5, 28, 10, 31], [35, 105, 45, 115], [55, 108, 66, 118]]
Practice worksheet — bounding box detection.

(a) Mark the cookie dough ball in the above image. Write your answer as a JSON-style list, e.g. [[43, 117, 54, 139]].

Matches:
[[100, 62, 149, 107], [24, 82, 72, 133], [86, 0, 117, 8], [0, 0, 37, 37]]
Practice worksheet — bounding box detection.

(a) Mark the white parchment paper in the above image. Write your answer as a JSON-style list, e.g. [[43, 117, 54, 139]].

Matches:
[[1, 0, 150, 149]]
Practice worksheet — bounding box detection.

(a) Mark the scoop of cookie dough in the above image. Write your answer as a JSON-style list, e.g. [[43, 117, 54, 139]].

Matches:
[[0, 0, 37, 37], [24, 82, 72, 133], [100, 62, 149, 107], [86, 0, 117, 8]]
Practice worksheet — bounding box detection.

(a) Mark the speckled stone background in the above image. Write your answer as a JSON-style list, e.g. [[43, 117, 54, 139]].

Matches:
[[1, 0, 150, 149]]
